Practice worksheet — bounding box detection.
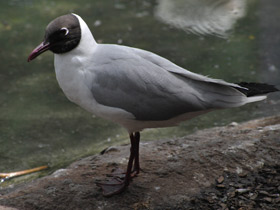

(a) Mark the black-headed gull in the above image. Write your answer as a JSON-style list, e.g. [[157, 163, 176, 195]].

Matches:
[[28, 14, 278, 196]]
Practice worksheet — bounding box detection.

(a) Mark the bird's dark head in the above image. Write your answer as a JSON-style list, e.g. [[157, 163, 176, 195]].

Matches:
[[28, 14, 81, 62]]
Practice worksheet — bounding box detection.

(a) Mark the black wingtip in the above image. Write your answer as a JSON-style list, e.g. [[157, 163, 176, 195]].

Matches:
[[236, 82, 279, 97]]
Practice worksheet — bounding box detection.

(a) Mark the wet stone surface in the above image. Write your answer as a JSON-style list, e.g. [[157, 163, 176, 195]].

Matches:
[[0, 116, 279, 210], [190, 165, 280, 210]]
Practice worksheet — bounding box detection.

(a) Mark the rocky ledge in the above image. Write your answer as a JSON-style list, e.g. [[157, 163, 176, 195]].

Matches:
[[0, 116, 280, 210]]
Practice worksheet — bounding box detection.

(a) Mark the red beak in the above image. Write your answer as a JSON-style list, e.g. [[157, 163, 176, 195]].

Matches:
[[27, 42, 50, 62]]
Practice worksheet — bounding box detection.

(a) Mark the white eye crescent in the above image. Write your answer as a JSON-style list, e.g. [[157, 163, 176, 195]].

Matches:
[[61, 27, 69, 36]]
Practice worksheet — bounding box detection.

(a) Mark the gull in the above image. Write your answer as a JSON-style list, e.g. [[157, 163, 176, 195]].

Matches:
[[28, 14, 278, 197]]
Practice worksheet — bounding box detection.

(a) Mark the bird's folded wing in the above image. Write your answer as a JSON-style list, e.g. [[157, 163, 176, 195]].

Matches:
[[88, 45, 247, 121]]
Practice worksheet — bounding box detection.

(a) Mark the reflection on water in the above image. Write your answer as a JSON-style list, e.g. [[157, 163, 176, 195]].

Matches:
[[155, 0, 247, 37], [0, 0, 279, 187]]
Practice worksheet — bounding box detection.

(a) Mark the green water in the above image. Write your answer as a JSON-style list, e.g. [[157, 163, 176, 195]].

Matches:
[[0, 0, 279, 186]]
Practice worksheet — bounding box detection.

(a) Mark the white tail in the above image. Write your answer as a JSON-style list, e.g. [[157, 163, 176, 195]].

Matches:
[[246, 95, 267, 104]]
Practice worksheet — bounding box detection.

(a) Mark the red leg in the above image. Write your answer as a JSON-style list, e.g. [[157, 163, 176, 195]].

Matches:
[[96, 132, 140, 197], [132, 132, 140, 175]]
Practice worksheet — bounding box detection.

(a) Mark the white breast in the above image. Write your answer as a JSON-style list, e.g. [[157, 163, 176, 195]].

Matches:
[[54, 54, 95, 110]]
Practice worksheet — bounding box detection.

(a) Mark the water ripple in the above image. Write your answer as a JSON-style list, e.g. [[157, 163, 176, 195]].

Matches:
[[155, 0, 247, 38]]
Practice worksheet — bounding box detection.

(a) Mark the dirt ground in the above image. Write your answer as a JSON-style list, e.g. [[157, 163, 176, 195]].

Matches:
[[0, 116, 279, 210]]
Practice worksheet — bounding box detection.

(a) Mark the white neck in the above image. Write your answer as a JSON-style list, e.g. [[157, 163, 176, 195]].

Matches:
[[70, 13, 98, 56], [54, 14, 98, 67]]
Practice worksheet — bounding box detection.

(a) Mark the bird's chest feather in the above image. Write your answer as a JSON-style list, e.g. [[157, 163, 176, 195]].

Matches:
[[54, 55, 93, 107]]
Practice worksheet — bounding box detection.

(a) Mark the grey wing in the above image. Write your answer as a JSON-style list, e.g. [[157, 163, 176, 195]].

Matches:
[[90, 45, 247, 121], [90, 47, 208, 121]]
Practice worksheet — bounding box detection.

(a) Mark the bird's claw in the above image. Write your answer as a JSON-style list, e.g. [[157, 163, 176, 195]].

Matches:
[[95, 178, 127, 197]]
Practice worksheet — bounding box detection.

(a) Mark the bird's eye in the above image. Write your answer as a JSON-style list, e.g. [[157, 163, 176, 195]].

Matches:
[[60, 27, 69, 36]]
